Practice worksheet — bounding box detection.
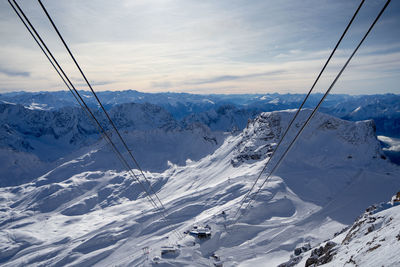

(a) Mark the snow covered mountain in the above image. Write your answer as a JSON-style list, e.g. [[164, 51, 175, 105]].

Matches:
[[0, 102, 223, 186], [0, 110, 399, 266]]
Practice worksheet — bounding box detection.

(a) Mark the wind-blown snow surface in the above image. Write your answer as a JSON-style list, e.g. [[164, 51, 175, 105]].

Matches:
[[0, 110, 399, 266]]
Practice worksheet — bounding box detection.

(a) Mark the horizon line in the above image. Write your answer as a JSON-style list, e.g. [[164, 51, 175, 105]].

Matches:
[[1, 89, 399, 97]]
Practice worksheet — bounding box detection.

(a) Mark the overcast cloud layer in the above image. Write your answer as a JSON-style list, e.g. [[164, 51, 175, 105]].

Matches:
[[0, 0, 399, 94]]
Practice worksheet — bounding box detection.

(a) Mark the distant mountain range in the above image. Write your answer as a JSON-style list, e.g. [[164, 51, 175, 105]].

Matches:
[[1, 90, 399, 137]]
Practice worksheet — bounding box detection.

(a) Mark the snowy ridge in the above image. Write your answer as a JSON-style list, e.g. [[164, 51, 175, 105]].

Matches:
[[277, 193, 400, 267], [0, 102, 97, 155], [0, 102, 179, 155], [232, 109, 380, 168]]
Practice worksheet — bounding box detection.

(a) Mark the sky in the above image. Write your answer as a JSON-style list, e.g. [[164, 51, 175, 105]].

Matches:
[[0, 0, 399, 95]]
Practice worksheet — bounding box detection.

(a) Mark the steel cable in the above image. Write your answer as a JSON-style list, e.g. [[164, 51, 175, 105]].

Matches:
[[37, 0, 169, 218], [232, 0, 366, 221], [11, 0, 185, 241], [37, 0, 184, 239], [9, 0, 178, 235], [234, 0, 391, 224]]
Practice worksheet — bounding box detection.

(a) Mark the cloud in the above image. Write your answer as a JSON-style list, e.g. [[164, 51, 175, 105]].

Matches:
[[185, 70, 286, 85], [0, 0, 399, 94], [0, 68, 30, 77], [75, 80, 116, 87], [151, 81, 173, 88]]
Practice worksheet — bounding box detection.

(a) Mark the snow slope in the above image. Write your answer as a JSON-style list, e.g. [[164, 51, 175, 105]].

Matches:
[[0, 110, 399, 266]]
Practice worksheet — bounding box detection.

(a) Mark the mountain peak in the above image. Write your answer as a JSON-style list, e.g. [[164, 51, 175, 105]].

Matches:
[[232, 109, 382, 168]]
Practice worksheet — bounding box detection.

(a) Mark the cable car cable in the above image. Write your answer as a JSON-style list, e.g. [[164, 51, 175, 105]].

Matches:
[[234, 0, 391, 224], [9, 0, 163, 217], [232, 0, 365, 221], [11, 0, 184, 240], [38, 0, 184, 239], [10, 0, 185, 241], [37, 0, 168, 217]]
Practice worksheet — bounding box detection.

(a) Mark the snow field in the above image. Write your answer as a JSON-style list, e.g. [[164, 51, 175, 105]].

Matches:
[[0, 110, 399, 266]]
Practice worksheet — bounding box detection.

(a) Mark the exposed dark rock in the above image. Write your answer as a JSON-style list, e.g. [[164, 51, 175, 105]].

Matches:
[[294, 247, 302, 256], [366, 225, 375, 235], [394, 192, 400, 203], [294, 242, 311, 256], [305, 256, 317, 267], [304, 242, 337, 267], [277, 255, 302, 267]]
